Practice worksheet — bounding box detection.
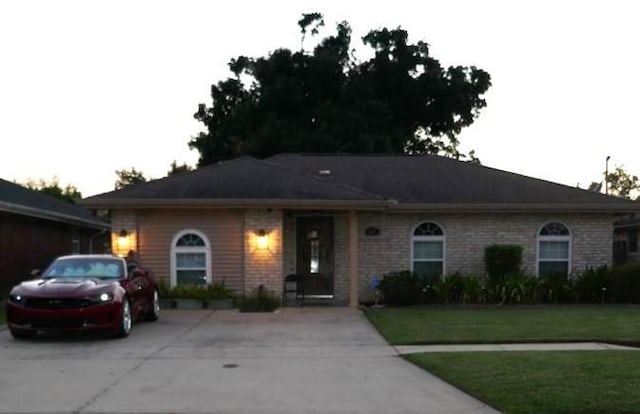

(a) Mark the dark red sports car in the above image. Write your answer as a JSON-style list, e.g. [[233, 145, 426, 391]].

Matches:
[[6, 254, 159, 339]]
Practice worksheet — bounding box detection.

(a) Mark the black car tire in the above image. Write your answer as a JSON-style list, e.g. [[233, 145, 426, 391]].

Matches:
[[144, 289, 160, 322], [115, 297, 132, 338], [9, 327, 36, 340]]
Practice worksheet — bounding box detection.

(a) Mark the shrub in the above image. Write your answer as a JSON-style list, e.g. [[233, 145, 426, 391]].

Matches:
[[608, 263, 640, 303], [378, 271, 421, 305], [156, 279, 171, 298], [237, 285, 280, 312], [459, 275, 488, 304], [206, 280, 235, 300], [484, 245, 523, 282], [573, 266, 609, 303], [539, 273, 573, 304], [378, 271, 442, 305], [432, 272, 465, 304], [169, 284, 208, 300]]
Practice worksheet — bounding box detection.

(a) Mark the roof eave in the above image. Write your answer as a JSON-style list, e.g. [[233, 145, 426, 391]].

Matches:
[[389, 203, 640, 214], [80, 198, 640, 214], [79, 198, 390, 210], [0, 201, 110, 229]]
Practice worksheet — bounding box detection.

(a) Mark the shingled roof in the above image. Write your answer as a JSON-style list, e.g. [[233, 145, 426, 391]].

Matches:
[[0, 178, 109, 228], [81, 154, 639, 213], [82, 156, 387, 209]]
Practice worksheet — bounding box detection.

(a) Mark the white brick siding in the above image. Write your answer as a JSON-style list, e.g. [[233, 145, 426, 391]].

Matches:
[[357, 213, 614, 302]]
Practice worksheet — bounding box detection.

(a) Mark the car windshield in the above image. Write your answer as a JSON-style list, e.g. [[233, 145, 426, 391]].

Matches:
[[42, 258, 124, 279]]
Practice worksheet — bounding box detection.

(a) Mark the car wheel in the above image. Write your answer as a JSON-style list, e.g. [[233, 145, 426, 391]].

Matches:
[[145, 289, 160, 321], [9, 327, 36, 340], [115, 298, 132, 338]]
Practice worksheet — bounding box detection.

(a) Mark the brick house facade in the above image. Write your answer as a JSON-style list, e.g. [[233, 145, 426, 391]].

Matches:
[[1, 179, 110, 296], [85, 154, 638, 306]]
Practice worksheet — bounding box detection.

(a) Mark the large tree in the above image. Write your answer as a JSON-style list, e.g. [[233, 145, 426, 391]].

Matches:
[[190, 13, 491, 166], [114, 167, 148, 190], [23, 177, 81, 204], [167, 160, 194, 176], [606, 165, 639, 199]]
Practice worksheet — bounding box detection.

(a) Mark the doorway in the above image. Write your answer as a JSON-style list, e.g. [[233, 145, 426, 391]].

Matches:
[[296, 216, 334, 297]]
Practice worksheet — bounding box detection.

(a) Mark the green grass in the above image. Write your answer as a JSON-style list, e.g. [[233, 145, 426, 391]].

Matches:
[[365, 305, 640, 345], [406, 351, 640, 414]]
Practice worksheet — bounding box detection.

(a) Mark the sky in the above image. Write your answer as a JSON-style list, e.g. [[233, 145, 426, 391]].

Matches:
[[1, 0, 638, 197]]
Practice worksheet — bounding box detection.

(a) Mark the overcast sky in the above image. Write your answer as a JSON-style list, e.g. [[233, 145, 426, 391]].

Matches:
[[1, 0, 638, 197]]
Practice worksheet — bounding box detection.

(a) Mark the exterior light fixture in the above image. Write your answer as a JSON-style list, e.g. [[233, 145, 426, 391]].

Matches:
[[115, 229, 131, 257], [256, 229, 269, 250]]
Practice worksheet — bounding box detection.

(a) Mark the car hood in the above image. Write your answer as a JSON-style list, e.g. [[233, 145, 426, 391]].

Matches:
[[13, 278, 119, 297]]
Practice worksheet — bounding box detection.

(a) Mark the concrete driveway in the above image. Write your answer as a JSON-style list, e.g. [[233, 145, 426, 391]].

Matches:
[[0, 308, 497, 414]]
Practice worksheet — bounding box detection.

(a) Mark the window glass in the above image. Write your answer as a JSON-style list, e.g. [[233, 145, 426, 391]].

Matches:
[[172, 231, 210, 286], [176, 234, 205, 247], [538, 222, 571, 276], [413, 222, 443, 236], [540, 222, 570, 236], [176, 253, 206, 268], [412, 222, 444, 277], [309, 239, 320, 273], [414, 241, 443, 259], [177, 270, 207, 285], [539, 261, 569, 276], [539, 241, 569, 259]]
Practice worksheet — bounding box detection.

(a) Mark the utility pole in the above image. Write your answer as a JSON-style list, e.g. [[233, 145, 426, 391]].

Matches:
[[605, 155, 611, 195]]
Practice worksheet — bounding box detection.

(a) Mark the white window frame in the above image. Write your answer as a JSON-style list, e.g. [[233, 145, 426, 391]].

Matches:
[[170, 229, 212, 287], [536, 221, 572, 276], [411, 221, 446, 277]]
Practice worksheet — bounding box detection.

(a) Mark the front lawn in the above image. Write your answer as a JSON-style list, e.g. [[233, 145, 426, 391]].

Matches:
[[406, 351, 640, 414], [365, 305, 640, 345]]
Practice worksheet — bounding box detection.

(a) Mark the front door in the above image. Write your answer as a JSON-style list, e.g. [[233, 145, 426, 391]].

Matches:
[[296, 216, 334, 297]]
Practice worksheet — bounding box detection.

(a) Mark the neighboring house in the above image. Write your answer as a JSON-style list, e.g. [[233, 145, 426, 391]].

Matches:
[[0, 178, 110, 296], [613, 214, 640, 264], [81, 154, 640, 306]]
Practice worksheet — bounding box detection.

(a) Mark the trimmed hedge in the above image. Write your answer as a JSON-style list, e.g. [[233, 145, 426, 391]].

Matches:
[[484, 244, 523, 281], [376, 263, 640, 306]]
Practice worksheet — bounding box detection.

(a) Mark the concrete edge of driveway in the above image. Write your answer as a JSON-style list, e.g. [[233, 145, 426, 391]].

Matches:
[[394, 342, 640, 354]]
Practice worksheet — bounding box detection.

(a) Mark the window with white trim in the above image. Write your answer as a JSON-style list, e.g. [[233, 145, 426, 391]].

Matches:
[[538, 222, 571, 276], [412, 222, 445, 277], [171, 230, 211, 286]]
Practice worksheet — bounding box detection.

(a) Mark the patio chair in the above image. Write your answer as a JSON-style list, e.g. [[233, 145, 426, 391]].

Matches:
[[283, 273, 305, 306]]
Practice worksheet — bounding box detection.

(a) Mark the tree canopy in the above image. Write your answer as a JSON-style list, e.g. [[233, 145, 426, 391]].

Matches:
[[114, 167, 147, 190], [606, 165, 639, 199], [22, 177, 81, 204], [167, 160, 194, 176], [190, 13, 491, 166]]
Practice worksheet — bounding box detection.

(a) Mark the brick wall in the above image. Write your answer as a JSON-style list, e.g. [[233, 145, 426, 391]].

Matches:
[[113, 208, 615, 304], [358, 212, 615, 301], [244, 209, 283, 295]]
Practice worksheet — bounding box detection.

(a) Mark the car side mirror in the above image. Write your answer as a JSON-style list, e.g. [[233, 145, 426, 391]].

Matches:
[[31, 269, 41, 277], [129, 269, 144, 278]]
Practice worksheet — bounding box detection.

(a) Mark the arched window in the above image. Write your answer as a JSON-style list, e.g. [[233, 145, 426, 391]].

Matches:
[[411, 222, 445, 277], [537, 222, 571, 276], [170, 230, 211, 286]]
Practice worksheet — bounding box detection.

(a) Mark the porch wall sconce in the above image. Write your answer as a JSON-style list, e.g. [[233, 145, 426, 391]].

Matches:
[[256, 229, 269, 250], [114, 229, 135, 257]]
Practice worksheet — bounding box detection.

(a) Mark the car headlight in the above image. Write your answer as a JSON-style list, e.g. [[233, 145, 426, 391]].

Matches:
[[8, 293, 24, 304], [90, 292, 114, 304]]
